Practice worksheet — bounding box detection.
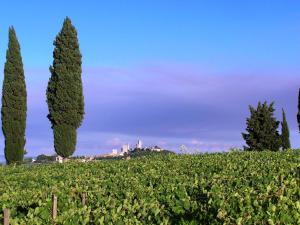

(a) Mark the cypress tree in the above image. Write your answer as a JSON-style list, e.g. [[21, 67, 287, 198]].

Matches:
[[281, 109, 291, 150], [46, 17, 84, 158], [1, 27, 27, 164], [242, 101, 281, 151]]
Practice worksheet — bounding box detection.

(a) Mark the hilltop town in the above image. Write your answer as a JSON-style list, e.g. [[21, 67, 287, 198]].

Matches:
[[29, 139, 170, 164]]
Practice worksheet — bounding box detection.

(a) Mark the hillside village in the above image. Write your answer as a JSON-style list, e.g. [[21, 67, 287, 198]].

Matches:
[[107, 140, 163, 156], [32, 139, 167, 164]]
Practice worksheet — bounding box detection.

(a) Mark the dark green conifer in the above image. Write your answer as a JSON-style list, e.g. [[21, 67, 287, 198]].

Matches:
[[46, 17, 84, 157], [281, 109, 291, 150], [242, 101, 281, 151], [1, 27, 27, 164]]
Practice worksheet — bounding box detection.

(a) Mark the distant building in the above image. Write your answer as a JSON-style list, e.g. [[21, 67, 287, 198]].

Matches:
[[79, 158, 87, 163], [120, 144, 130, 156], [111, 149, 118, 156], [136, 140, 142, 149], [55, 155, 70, 163], [77, 156, 94, 163], [56, 155, 64, 163], [151, 146, 163, 152], [87, 156, 94, 161]]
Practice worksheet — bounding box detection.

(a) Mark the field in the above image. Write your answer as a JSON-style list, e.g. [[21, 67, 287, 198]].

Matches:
[[0, 151, 299, 224]]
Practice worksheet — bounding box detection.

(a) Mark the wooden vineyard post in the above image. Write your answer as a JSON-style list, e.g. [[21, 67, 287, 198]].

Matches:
[[3, 209, 10, 225], [52, 195, 58, 221], [81, 192, 86, 205]]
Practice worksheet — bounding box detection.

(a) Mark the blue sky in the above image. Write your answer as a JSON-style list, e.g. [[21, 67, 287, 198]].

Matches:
[[0, 1, 300, 156]]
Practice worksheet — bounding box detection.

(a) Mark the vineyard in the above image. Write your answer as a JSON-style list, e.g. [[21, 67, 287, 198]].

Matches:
[[0, 151, 299, 224]]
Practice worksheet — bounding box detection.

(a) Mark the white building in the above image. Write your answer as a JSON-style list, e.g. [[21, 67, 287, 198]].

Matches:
[[56, 155, 71, 163], [151, 146, 163, 152], [111, 149, 118, 156], [136, 139, 142, 149], [56, 155, 64, 163], [120, 144, 130, 156]]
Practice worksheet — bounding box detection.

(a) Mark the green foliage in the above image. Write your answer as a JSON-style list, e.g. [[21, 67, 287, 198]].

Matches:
[[35, 154, 56, 163], [281, 109, 291, 150], [1, 27, 27, 164], [242, 101, 281, 151], [53, 125, 76, 158], [46, 17, 84, 157], [0, 151, 299, 224], [128, 148, 174, 158], [22, 157, 33, 164]]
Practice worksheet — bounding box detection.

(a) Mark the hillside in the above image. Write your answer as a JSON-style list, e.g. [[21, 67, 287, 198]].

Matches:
[[0, 151, 299, 224]]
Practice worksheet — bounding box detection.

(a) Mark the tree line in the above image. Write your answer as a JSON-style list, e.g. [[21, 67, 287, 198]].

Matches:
[[2, 17, 84, 164], [242, 102, 291, 151], [0, 17, 297, 165]]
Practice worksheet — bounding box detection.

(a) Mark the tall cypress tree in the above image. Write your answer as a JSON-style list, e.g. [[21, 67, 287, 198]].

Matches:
[[242, 101, 281, 151], [281, 108, 291, 150], [47, 17, 84, 157], [1, 27, 27, 164]]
